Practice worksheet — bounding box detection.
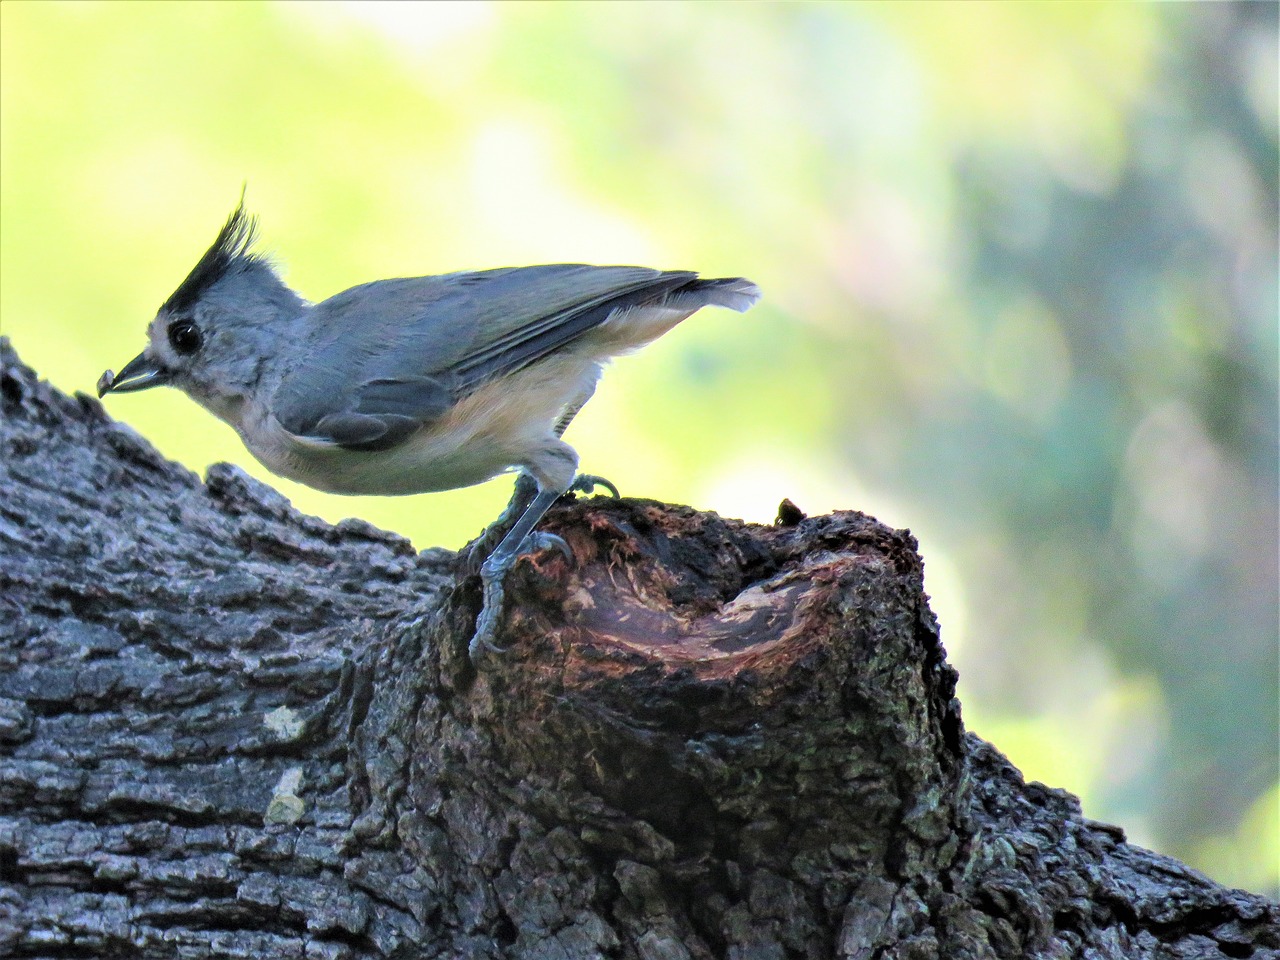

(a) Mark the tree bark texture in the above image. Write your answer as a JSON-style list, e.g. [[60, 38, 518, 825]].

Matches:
[[1, 338, 1276, 960]]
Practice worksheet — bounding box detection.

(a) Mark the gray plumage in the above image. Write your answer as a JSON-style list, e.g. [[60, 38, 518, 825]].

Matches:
[[98, 200, 762, 660], [274, 265, 752, 454]]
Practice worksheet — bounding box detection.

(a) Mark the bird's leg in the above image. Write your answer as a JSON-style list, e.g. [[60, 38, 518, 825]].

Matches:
[[470, 484, 568, 662], [493, 472, 540, 533], [464, 472, 539, 572], [465, 470, 617, 573]]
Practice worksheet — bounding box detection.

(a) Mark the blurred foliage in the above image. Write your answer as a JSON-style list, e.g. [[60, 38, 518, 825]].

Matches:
[[1, 1, 1275, 894]]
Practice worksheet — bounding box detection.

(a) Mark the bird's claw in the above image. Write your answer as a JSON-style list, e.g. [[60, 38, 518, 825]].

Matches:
[[470, 554, 512, 663], [468, 617, 508, 661], [568, 473, 619, 499], [468, 530, 574, 664], [518, 530, 572, 563]]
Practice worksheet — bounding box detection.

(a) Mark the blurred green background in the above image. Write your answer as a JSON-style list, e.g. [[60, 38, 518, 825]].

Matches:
[[2, 1, 1276, 894]]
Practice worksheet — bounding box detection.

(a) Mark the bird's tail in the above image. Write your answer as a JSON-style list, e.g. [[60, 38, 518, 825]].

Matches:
[[672, 276, 763, 313], [583, 272, 762, 356]]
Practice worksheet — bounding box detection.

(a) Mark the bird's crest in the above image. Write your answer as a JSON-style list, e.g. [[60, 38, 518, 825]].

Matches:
[[160, 195, 261, 316]]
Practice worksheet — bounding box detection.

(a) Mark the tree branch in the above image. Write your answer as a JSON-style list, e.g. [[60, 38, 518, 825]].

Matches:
[[1, 338, 1274, 959]]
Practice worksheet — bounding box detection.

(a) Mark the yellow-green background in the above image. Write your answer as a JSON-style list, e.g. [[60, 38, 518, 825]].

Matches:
[[2, 1, 1276, 894]]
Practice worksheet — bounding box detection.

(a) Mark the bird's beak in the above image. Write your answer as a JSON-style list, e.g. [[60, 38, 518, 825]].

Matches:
[[97, 352, 170, 397]]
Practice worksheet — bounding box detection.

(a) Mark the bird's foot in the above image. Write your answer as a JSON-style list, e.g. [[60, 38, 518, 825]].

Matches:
[[518, 530, 572, 562], [468, 530, 574, 663], [469, 560, 509, 660], [468, 475, 612, 571], [568, 474, 619, 499]]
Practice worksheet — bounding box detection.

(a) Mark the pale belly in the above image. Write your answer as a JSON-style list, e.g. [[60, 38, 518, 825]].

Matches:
[[242, 417, 523, 496], [235, 353, 600, 496]]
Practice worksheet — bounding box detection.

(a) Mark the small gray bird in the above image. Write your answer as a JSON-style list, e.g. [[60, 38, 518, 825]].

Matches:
[[98, 201, 761, 661]]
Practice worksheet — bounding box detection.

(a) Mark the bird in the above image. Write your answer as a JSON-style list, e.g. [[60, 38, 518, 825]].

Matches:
[[98, 200, 762, 662]]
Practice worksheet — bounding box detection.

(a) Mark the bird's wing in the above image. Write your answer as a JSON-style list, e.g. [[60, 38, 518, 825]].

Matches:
[[272, 265, 695, 452]]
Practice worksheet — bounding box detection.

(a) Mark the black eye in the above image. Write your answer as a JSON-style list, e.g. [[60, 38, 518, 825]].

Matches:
[[167, 320, 203, 355]]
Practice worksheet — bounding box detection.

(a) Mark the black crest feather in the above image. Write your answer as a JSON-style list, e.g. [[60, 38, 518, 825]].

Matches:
[[161, 198, 260, 316]]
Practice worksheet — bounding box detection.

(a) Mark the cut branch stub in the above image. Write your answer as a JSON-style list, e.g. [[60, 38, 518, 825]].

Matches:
[[495, 498, 964, 858], [348, 498, 966, 948]]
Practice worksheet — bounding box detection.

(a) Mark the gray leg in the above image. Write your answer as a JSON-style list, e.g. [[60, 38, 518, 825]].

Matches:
[[465, 472, 539, 571], [467, 468, 616, 576], [470, 485, 566, 662], [499, 472, 540, 519]]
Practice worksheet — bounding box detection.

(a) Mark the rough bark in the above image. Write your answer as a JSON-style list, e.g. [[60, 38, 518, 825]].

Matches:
[[1, 337, 1275, 960]]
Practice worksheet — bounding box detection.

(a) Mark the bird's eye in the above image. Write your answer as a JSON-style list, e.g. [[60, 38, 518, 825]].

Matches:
[[167, 320, 203, 355]]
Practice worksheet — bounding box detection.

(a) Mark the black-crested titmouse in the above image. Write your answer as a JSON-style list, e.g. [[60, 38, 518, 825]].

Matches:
[[98, 201, 761, 662]]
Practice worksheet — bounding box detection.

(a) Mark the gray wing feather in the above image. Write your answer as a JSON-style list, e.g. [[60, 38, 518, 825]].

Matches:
[[299, 375, 454, 451], [449, 268, 694, 390], [273, 265, 715, 452], [306, 412, 422, 451]]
